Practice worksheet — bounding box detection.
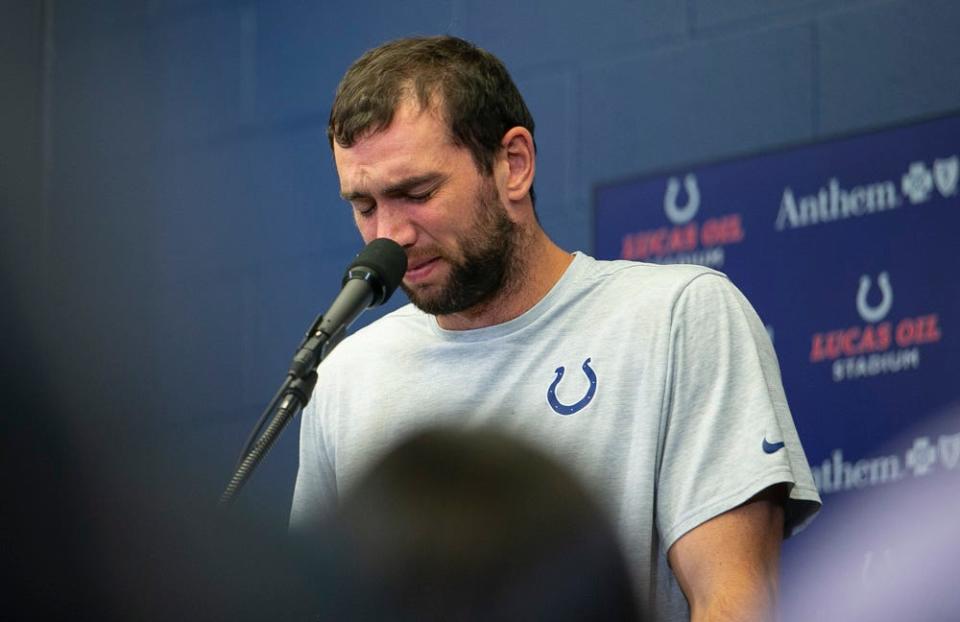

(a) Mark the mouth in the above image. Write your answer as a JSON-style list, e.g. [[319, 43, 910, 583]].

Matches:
[[405, 256, 440, 283]]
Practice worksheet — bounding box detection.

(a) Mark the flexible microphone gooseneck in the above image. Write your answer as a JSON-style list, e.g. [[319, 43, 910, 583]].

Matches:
[[222, 239, 407, 506]]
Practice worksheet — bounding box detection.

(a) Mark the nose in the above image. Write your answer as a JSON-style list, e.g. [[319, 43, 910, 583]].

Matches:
[[374, 204, 417, 248]]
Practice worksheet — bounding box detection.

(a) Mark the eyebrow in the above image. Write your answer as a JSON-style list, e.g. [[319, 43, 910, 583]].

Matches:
[[341, 173, 445, 201]]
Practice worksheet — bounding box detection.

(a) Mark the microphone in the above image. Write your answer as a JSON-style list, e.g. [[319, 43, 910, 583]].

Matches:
[[222, 239, 406, 505], [289, 238, 407, 378]]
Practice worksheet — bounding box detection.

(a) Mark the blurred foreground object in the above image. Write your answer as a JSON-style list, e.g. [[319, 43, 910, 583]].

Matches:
[[780, 404, 960, 622], [320, 427, 643, 621]]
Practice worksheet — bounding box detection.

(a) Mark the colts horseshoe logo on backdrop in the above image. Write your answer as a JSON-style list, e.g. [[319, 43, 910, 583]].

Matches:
[[547, 358, 597, 416], [856, 272, 893, 323], [664, 173, 700, 225]]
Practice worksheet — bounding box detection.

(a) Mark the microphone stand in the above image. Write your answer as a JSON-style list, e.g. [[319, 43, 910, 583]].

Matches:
[[219, 313, 344, 507]]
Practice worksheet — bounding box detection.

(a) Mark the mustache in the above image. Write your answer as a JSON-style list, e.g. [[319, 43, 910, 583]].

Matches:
[[405, 247, 452, 270]]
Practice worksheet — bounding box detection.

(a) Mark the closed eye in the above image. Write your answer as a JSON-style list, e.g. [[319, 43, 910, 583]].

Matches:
[[384, 173, 445, 203], [406, 190, 434, 203], [352, 201, 376, 218]]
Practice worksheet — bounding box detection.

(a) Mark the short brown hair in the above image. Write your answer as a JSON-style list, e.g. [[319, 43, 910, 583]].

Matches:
[[328, 36, 536, 202]]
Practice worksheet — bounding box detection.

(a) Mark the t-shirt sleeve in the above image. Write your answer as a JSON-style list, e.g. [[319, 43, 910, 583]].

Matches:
[[655, 273, 821, 552], [289, 395, 338, 534]]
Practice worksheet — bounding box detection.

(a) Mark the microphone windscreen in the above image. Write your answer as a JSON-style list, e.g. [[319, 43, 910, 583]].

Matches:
[[346, 238, 408, 304]]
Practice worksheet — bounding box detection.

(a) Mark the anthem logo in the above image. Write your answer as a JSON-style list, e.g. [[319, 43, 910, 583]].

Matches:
[[808, 271, 943, 382], [934, 156, 959, 197], [810, 431, 960, 494], [775, 154, 959, 231], [620, 172, 744, 268], [902, 161, 934, 204]]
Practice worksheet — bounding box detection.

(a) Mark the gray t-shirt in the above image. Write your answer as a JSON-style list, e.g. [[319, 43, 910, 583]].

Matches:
[[291, 252, 821, 619]]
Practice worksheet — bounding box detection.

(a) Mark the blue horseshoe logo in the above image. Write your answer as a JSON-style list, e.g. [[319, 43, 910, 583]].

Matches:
[[547, 358, 597, 416]]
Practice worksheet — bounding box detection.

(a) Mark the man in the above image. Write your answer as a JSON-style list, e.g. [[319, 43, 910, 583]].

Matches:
[[291, 35, 821, 621]]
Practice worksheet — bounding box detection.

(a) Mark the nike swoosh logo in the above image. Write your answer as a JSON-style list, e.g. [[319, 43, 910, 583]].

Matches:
[[763, 438, 786, 454]]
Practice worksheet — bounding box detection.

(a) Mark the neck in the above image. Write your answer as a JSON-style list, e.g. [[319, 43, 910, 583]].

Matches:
[[435, 227, 573, 331]]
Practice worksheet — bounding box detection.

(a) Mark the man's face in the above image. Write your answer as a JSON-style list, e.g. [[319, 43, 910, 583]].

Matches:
[[334, 100, 521, 316]]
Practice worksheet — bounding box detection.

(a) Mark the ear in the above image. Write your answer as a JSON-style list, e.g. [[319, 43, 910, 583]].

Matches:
[[499, 127, 535, 204]]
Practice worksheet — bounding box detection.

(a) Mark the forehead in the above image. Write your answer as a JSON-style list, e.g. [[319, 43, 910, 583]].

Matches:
[[333, 100, 462, 189]]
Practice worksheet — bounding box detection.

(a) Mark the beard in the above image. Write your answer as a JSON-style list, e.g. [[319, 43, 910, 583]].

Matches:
[[401, 179, 524, 317]]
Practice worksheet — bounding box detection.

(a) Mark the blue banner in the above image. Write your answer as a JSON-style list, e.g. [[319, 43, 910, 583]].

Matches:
[[594, 115, 960, 609]]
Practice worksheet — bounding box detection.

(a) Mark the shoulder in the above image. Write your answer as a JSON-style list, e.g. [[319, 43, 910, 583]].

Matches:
[[573, 254, 732, 303]]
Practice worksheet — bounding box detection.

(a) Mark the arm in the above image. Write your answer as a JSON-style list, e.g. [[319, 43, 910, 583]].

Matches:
[[667, 485, 785, 622]]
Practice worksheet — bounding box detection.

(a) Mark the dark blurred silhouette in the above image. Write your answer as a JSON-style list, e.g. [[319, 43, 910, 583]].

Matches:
[[2, 388, 334, 621], [318, 427, 643, 621], [0, 294, 330, 621]]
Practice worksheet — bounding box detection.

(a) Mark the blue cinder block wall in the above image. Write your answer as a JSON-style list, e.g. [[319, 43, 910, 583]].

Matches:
[[6, 0, 959, 525]]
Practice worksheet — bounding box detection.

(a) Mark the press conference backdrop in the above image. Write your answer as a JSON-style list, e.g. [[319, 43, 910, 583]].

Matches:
[[595, 112, 960, 617]]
